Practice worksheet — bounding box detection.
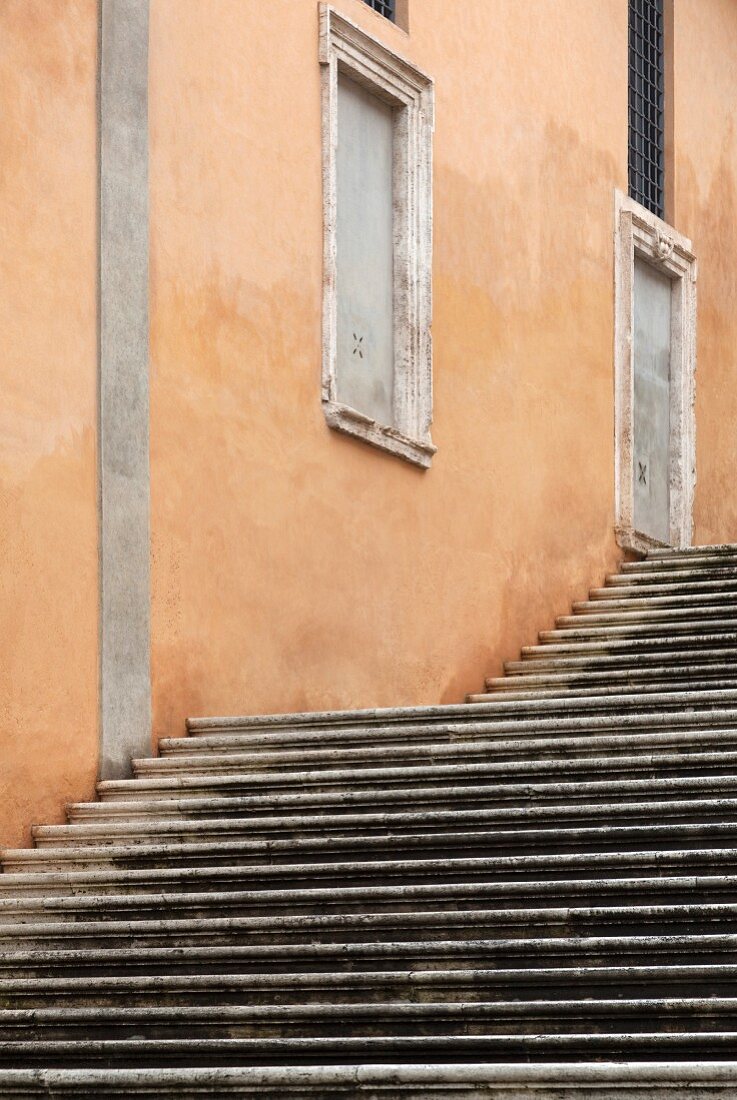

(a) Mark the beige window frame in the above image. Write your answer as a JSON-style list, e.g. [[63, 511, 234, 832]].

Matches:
[[613, 191, 697, 554], [319, 4, 435, 468]]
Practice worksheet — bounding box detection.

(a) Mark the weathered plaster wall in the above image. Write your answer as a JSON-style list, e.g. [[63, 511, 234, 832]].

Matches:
[[148, 0, 629, 736], [1, 0, 736, 847], [673, 0, 737, 544], [0, 1, 98, 843]]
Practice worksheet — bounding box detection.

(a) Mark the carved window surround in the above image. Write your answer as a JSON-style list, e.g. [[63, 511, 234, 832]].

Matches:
[[614, 190, 697, 554], [319, 4, 435, 468]]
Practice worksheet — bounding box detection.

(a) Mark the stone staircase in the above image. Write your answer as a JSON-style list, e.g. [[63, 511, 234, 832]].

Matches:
[[1, 546, 737, 1093]]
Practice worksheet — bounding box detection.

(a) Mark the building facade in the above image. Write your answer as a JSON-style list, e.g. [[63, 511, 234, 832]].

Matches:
[[1, 0, 737, 846]]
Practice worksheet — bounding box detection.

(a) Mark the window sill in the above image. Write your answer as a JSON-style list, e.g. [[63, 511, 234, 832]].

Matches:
[[615, 524, 672, 556], [324, 400, 436, 468]]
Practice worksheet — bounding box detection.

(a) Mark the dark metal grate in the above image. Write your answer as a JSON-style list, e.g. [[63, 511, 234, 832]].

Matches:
[[363, 0, 395, 21], [629, 0, 665, 218]]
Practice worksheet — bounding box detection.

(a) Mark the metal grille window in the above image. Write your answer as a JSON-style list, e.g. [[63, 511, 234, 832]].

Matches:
[[629, 0, 665, 218], [363, 0, 395, 21]]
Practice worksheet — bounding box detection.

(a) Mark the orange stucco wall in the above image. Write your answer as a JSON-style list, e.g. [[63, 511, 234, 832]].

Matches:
[[0, 1, 99, 844], [673, 0, 737, 544], [147, 0, 737, 742], [2, 0, 737, 843], [148, 0, 629, 738]]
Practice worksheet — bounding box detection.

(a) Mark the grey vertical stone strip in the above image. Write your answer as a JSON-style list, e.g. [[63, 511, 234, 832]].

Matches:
[[99, 0, 151, 778]]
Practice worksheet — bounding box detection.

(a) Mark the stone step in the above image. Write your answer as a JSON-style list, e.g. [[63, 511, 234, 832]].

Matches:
[[558, 603, 735, 627], [185, 690, 737, 744], [0, 1062, 730, 1097], [541, 617, 737, 642], [0, 874, 734, 923], [487, 666, 734, 691], [93, 749, 737, 807], [605, 567, 737, 586], [523, 632, 737, 658], [173, 707, 737, 764], [18, 818, 737, 873], [0, 932, 736, 979], [470, 681, 737, 702], [191, 697, 719, 739], [7, 848, 737, 900], [187, 705, 486, 739], [505, 648, 737, 673], [475, 680, 737, 703], [164, 720, 737, 765], [647, 543, 737, 558], [2, 965, 737, 1007], [0, 998, 735, 1041], [0, 903, 734, 950], [579, 590, 737, 612], [163, 709, 737, 761], [1, 1031, 737, 1068], [135, 728, 737, 780], [622, 552, 737, 572], [183, 690, 737, 752], [189, 691, 737, 734], [35, 795, 737, 850], [591, 578, 737, 598], [67, 772, 737, 824]]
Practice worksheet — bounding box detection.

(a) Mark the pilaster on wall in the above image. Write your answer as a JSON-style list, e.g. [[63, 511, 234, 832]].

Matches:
[[98, 0, 151, 777]]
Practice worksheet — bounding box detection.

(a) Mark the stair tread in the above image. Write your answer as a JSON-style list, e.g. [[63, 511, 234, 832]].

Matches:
[[19, 819, 737, 870]]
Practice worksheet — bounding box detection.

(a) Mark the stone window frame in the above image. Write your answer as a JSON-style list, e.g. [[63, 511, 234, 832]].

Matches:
[[319, 4, 435, 468], [613, 190, 697, 555]]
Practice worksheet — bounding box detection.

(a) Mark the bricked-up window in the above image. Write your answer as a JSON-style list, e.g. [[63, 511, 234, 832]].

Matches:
[[364, 0, 395, 21], [320, 6, 434, 468], [629, 0, 665, 219]]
